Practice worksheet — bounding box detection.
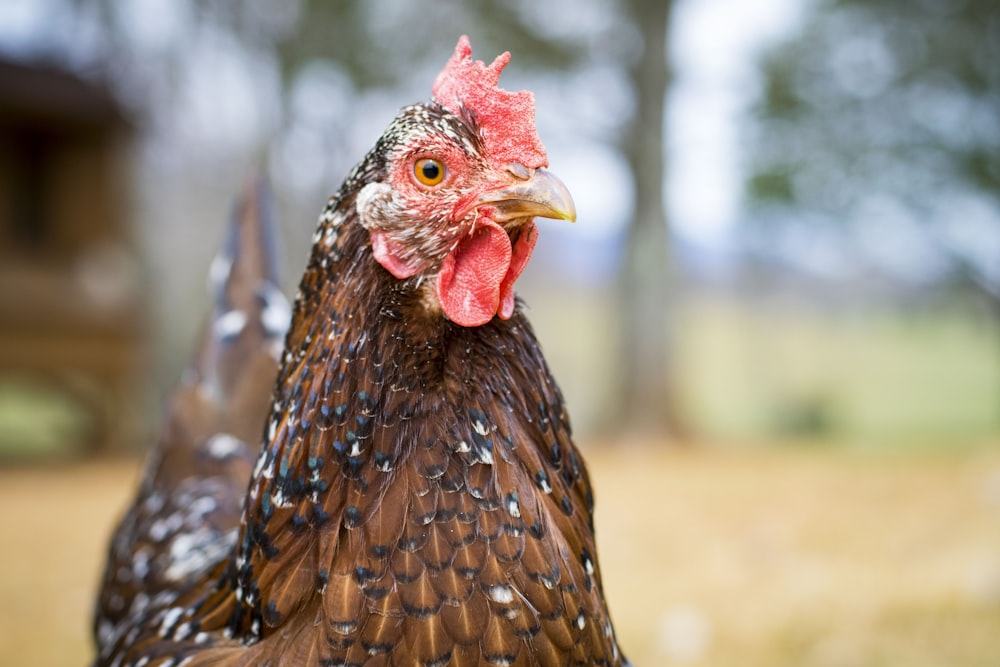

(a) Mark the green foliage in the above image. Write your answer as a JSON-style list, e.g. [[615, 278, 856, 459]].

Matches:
[[676, 295, 1000, 444], [748, 168, 795, 204], [743, 0, 1000, 298], [275, 1, 585, 90], [0, 377, 93, 457], [747, 0, 1000, 213]]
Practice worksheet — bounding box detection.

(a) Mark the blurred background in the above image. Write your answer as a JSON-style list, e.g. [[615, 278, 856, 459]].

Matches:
[[0, 0, 998, 665]]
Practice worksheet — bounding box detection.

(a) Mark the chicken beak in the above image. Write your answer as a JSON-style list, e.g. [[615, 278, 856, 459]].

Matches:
[[478, 168, 577, 224]]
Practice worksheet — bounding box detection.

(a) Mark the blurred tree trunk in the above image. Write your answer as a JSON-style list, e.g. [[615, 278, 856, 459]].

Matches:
[[615, 0, 683, 439]]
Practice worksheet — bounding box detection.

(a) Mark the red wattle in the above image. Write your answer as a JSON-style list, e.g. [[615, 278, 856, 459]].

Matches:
[[498, 222, 538, 319], [436, 219, 527, 327]]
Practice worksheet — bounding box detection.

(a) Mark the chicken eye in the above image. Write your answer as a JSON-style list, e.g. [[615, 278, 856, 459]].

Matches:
[[414, 158, 445, 186]]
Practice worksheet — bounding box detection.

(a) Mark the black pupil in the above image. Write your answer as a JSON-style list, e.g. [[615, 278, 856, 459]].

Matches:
[[421, 161, 441, 181]]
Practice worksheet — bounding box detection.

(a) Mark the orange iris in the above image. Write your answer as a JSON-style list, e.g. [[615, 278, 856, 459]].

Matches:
[[414, 158, 445, 186]]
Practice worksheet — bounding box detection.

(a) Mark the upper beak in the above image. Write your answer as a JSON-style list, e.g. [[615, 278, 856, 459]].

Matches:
[[477, 168, 577, 224]]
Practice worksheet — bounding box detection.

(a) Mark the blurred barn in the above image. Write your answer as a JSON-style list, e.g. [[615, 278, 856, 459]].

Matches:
[[0, 58, 146, 456]]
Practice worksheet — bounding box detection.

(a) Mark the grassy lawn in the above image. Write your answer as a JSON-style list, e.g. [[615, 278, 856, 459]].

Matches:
[[518, 287, 1000, 444], [1, 443, 999, 666]]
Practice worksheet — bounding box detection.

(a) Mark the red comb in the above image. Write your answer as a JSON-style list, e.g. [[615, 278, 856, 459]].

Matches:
[[432, 36, 548, 170]]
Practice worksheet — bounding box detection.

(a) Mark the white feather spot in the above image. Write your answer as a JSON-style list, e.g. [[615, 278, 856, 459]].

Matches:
[[208, 253, 232, 292], [189, 495, 217, 517], [159, 607, 183, 637], [253, 451, 268, 478], [165, 534, 210, 580], [148, 519, 170, 542], [98, 620, 114, 645], [132, 592, 150, 614], [174, 622, 192, 640], [488, 585, 514, 604], [507, 497, 521, 518], [142, 492, 165, 514], [272, 488, 293, 509], [205, 433, 243, 459], [214, 309, 247, 339], [259, 283, 290, 337], [479, 449, 493, 465]]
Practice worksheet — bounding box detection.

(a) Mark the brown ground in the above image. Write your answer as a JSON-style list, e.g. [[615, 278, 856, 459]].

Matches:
[[2, 444, 1000, 666]]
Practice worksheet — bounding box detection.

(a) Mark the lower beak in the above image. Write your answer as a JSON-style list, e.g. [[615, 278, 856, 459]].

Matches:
[[478, 168, 577, 224]]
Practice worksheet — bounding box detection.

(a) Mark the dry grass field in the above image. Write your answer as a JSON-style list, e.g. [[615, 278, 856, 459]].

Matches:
[[2, 443, 1000, 666]]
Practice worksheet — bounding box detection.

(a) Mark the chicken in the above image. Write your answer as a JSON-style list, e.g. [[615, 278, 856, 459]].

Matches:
[[94, 37, 628, 667]]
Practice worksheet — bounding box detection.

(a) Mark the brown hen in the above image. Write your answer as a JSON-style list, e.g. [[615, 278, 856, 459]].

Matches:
[[94, 37, 628, 667]]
